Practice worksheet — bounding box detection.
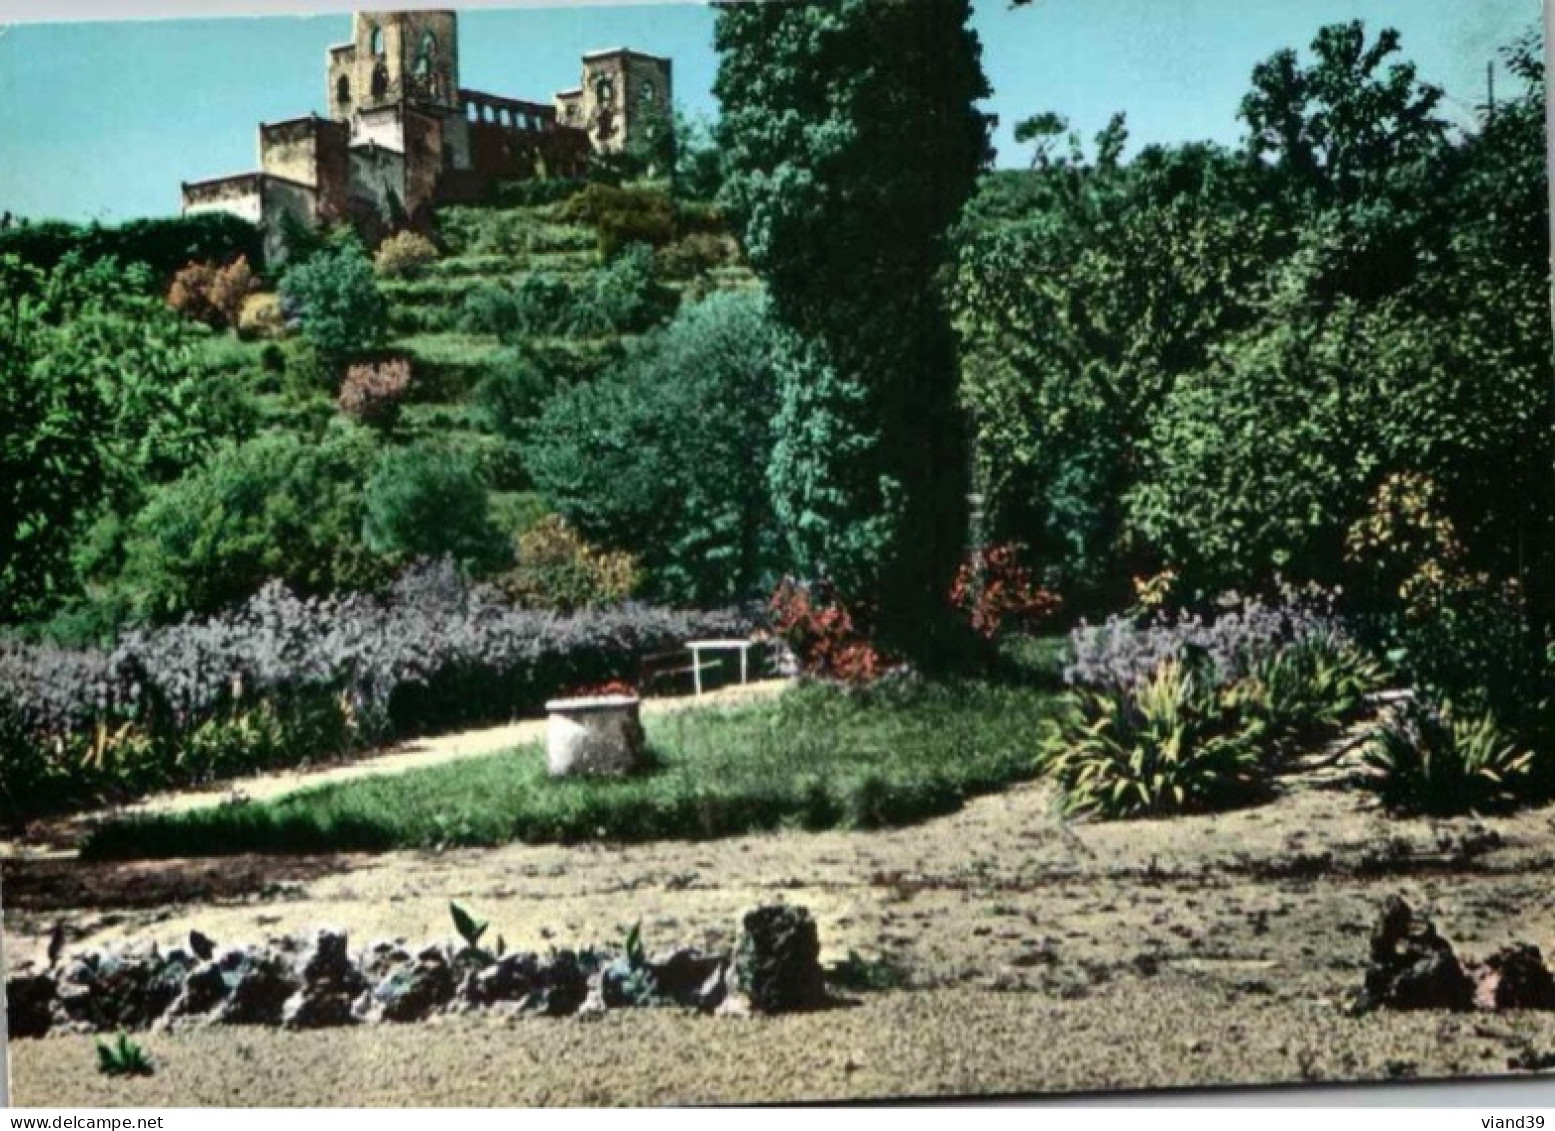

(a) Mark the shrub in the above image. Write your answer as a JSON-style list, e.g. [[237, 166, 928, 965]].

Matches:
[[279, 239, 388, 365], [363, 442, 509, 572], [1344, 472, 1544, 727], [1039, 658, 1268, 819], [522, 290, 781, 604], [461, 281, 518, 337], [338, 356, 414, 428], [511, 273, 579, 336], [118, 427, 385, 622], [167, 256, 254, 330], [238, 293, 288, 341], [0, 564, 752, 823], [950, 542, 1062, 639], [655, 232, 739, 280], [1361, 698, 1537, 815], [559, 183, 677, 256], [374, 230, 440, 278], [498, 515, 639, 612], [768, 578, 889, 687], [587, 243, 677, 334], [1066, 590, 1362, 698]]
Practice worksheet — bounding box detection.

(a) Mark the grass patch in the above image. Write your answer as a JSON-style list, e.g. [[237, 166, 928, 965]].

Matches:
[[83, 681, 1059, 860]]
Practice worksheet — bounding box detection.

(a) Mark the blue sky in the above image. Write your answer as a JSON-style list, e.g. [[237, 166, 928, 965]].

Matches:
[[0, 0, 1540, 222]]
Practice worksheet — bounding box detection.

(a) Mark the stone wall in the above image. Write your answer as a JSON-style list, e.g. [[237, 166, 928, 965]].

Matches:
[[183, 175, 265, 226], [260, 117, 351, 223]]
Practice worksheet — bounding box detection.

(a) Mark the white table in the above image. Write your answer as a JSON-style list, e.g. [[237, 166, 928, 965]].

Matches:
[[686, 639, 759, 695]]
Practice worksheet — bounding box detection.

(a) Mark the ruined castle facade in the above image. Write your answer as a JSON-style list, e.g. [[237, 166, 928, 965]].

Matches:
[[182, 10, 672, 263]]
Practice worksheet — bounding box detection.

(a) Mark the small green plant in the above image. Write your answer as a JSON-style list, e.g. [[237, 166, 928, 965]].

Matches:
[[612, 920, 659, 1006], [1240, 635, 1387, 757], [1039, 659, 1268, 819], [96, 1032, 154, 1078], [450, 901, 489, 951], [1361, 698, 1536, 815]]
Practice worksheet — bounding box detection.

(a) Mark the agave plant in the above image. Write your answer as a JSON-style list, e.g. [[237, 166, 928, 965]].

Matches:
[[96, 1032, 154, 1078], [1361, 698, 1535, 815], [1039, 659, 1268, 819]]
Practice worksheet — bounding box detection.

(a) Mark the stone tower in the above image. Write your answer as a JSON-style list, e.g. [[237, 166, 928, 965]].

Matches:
[[328, 10, 461, 121], [554, 48, 672, 157]]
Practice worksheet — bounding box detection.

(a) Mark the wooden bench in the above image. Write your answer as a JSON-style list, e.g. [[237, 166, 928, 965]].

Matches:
[[637, 649, 713, 697]]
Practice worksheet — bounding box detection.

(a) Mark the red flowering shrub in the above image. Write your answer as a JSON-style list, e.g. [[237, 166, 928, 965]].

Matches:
[[950, 542, 1061, 639], [338, 355, 413, 428], [767, 578, 889, 686]]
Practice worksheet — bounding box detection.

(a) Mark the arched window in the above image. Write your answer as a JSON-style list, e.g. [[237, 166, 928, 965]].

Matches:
[[640, 80, 655, 105], [369, 25, 385, 57], [415, 31, 437, 77], [336, 74, 351, 105], [371, 63, 389, 100], [593, 75, 615, 105]]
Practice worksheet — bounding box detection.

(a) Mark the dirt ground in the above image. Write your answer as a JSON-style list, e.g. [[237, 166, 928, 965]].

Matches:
[[7, 712, 1555, 1105]]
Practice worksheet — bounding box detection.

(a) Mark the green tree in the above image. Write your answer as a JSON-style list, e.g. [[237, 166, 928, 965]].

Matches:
[[524, 290, 783, 605], [0, 254, 254, 622], [952, 141, 1280, 602], [118, 426, 384, 622], [714, 0, 992, 662], [1240, 21, 1447, 202], [278, 238, 388, 370], [363, 442, 509, 572]]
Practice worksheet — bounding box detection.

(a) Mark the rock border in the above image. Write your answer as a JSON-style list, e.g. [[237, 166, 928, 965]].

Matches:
[[6, 905, 827, 1039]]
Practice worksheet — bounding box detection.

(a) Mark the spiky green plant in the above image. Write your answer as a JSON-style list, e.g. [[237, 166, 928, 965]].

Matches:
[[450, 902, 489, 951], [1039, 659, 1268, 819], [1241, 634, 1387, 755], [1361, 699, 1535, 815], [96, 1032, 153, 1077]]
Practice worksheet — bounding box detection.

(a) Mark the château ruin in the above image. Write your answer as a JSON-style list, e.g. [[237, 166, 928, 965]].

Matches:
[[182, 9, 672, 262]]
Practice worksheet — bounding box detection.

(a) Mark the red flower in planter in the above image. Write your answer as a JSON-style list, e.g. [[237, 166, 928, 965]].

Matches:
[[565, 679, 639, 699]]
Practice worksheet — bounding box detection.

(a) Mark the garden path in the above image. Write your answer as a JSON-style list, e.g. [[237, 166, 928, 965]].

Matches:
[[0, 679, 791, 860]]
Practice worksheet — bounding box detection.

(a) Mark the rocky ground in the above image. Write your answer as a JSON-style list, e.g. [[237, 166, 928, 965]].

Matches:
[[7, 724, 1555, 1105]]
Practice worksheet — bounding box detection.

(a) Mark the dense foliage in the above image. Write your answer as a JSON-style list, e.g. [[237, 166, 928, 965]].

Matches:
[[0, 255, 255, 625], [715, 0, 992, 663], [118, 427, 385, 623], [953, 23, 1554, 633], [1, 562, 750, 823], [524, 290, 783, 605], [0, 213, 261, 282], [279, 238, 389, 368], [362, 442, 510, 572]]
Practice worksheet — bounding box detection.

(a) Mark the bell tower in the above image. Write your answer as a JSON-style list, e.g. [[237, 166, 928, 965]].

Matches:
[[329, 10, 460, 122]]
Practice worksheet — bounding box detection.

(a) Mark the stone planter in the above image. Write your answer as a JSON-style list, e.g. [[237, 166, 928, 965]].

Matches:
[[544, 695, 646, 777]]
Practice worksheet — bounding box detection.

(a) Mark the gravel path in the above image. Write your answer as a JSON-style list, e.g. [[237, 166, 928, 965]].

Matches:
[[9, 740, 1555, 1105]]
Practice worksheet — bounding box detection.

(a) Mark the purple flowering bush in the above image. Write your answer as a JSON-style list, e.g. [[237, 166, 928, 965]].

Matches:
[[0, 561, 749, 823], [1039, 591, 1388, 819]]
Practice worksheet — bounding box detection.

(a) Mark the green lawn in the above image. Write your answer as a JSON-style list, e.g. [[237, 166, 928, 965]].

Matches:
[[83, 680, 1061, 860]]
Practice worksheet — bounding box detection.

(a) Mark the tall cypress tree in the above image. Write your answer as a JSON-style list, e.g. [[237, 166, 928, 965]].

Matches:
[[714, 0, 992, 666]]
